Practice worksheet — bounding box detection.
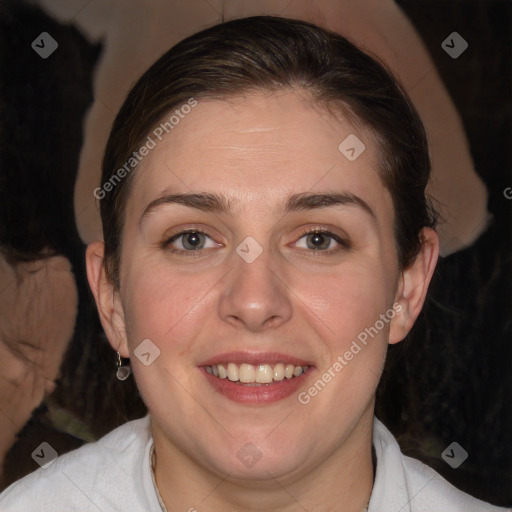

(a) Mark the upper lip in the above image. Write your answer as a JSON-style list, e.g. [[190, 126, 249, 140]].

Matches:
[[199, 351, 314, 367]]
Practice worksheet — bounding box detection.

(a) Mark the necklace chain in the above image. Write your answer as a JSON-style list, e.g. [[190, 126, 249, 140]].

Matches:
[[150, 445, 168, 512]]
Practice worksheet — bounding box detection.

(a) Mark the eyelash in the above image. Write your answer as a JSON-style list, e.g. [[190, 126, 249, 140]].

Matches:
[[163, 228, 210, 258], [292, 227, 350, 256], [162, 227, 350, 257]]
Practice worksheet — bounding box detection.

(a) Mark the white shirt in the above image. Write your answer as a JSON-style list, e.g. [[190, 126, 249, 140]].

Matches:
[[0, 415, 508, 512]]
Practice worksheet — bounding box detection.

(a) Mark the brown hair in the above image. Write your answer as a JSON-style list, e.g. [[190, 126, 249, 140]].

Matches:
[[100, 15, 437, 286]]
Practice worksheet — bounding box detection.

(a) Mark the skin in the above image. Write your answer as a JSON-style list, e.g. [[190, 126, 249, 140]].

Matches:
[[52, 0, 487, 255], [87, 89, 438, 512], [0, 253, 78, 477]]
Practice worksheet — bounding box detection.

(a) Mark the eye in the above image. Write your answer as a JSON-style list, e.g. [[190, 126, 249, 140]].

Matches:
[[164, 229, 220, 254], [294, 228, 349, 253]]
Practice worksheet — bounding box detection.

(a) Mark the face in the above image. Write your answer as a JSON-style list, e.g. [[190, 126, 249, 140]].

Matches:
[[90, 89, 435, 483]]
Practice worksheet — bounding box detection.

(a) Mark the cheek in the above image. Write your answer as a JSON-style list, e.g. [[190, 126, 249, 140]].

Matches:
[[290, 267, 391, 435], [296, 264, 392, 343], [295, 263, 393, 404], [120, 266, 214, 415], [122, 264, 217, 357]]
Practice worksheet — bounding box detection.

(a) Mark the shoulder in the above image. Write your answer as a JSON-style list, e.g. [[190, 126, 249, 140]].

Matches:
[[370, 417, 510, 512], [0, 415, 155, 512], [400, 453, 508, 512]]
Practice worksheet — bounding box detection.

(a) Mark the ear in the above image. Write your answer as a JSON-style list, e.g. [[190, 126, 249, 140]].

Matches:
[[86, 241, 129, 357], [389, 228, 439, 344]]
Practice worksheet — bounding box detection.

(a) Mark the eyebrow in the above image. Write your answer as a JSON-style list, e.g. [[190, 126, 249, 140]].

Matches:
[[139, 190, 375, 226]]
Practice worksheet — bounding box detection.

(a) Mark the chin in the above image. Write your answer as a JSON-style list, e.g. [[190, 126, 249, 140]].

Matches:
[[201, 437, 310, 482]]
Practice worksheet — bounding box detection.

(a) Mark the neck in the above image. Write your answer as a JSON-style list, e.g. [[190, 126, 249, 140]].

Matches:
[[152, 407, 375, 512]]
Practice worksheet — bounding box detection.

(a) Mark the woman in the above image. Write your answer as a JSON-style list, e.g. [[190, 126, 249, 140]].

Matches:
[[0, 16, 506, 512]]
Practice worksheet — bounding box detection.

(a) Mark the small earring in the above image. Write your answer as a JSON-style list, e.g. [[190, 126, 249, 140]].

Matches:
[[116, 352, 131, 381]]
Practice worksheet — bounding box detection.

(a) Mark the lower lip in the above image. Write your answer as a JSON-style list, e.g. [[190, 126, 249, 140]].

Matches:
[[201, 368, 312, 404]]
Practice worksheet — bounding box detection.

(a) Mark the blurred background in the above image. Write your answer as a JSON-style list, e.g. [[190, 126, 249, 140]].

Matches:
[[0, 0, 510, 506]]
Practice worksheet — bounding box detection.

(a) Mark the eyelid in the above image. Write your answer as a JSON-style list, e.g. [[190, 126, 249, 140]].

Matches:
[[163, 227, 221, 253], [164, 225, 213, 242], [292, 226, 350, 252]]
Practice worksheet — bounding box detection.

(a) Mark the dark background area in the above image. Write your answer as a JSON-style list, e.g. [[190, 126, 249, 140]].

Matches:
[[378, 0, 512, 506], [0, 0, 510, 506]]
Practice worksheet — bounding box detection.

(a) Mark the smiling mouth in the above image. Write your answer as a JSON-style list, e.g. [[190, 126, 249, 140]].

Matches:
[[204, 363, 310, 385]]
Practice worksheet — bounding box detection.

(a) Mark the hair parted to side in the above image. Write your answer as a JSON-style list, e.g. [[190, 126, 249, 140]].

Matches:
[[100, 15, 437, 287]]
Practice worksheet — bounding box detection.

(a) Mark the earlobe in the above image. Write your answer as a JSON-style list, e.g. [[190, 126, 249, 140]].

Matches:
[[388, 228, 439, 344], [85, 242, 129, 357]]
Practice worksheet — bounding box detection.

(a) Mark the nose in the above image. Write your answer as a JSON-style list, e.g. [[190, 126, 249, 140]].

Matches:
[[218, 246, 293, 332]]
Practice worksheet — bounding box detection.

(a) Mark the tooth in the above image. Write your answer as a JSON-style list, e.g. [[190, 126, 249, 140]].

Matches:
[[273, 363, 285, 381], [227, 363, 239, 381], [239, 363, 256, 383], [218, 364, 227, 379], [284, 364, 294, 379], [293, 366, 304, 377], [255, 364, 273, 383], [212, 362, 308, 382]]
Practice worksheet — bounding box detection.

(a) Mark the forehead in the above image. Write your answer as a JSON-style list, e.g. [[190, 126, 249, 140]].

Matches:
[[127, 89, 393, 223]]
